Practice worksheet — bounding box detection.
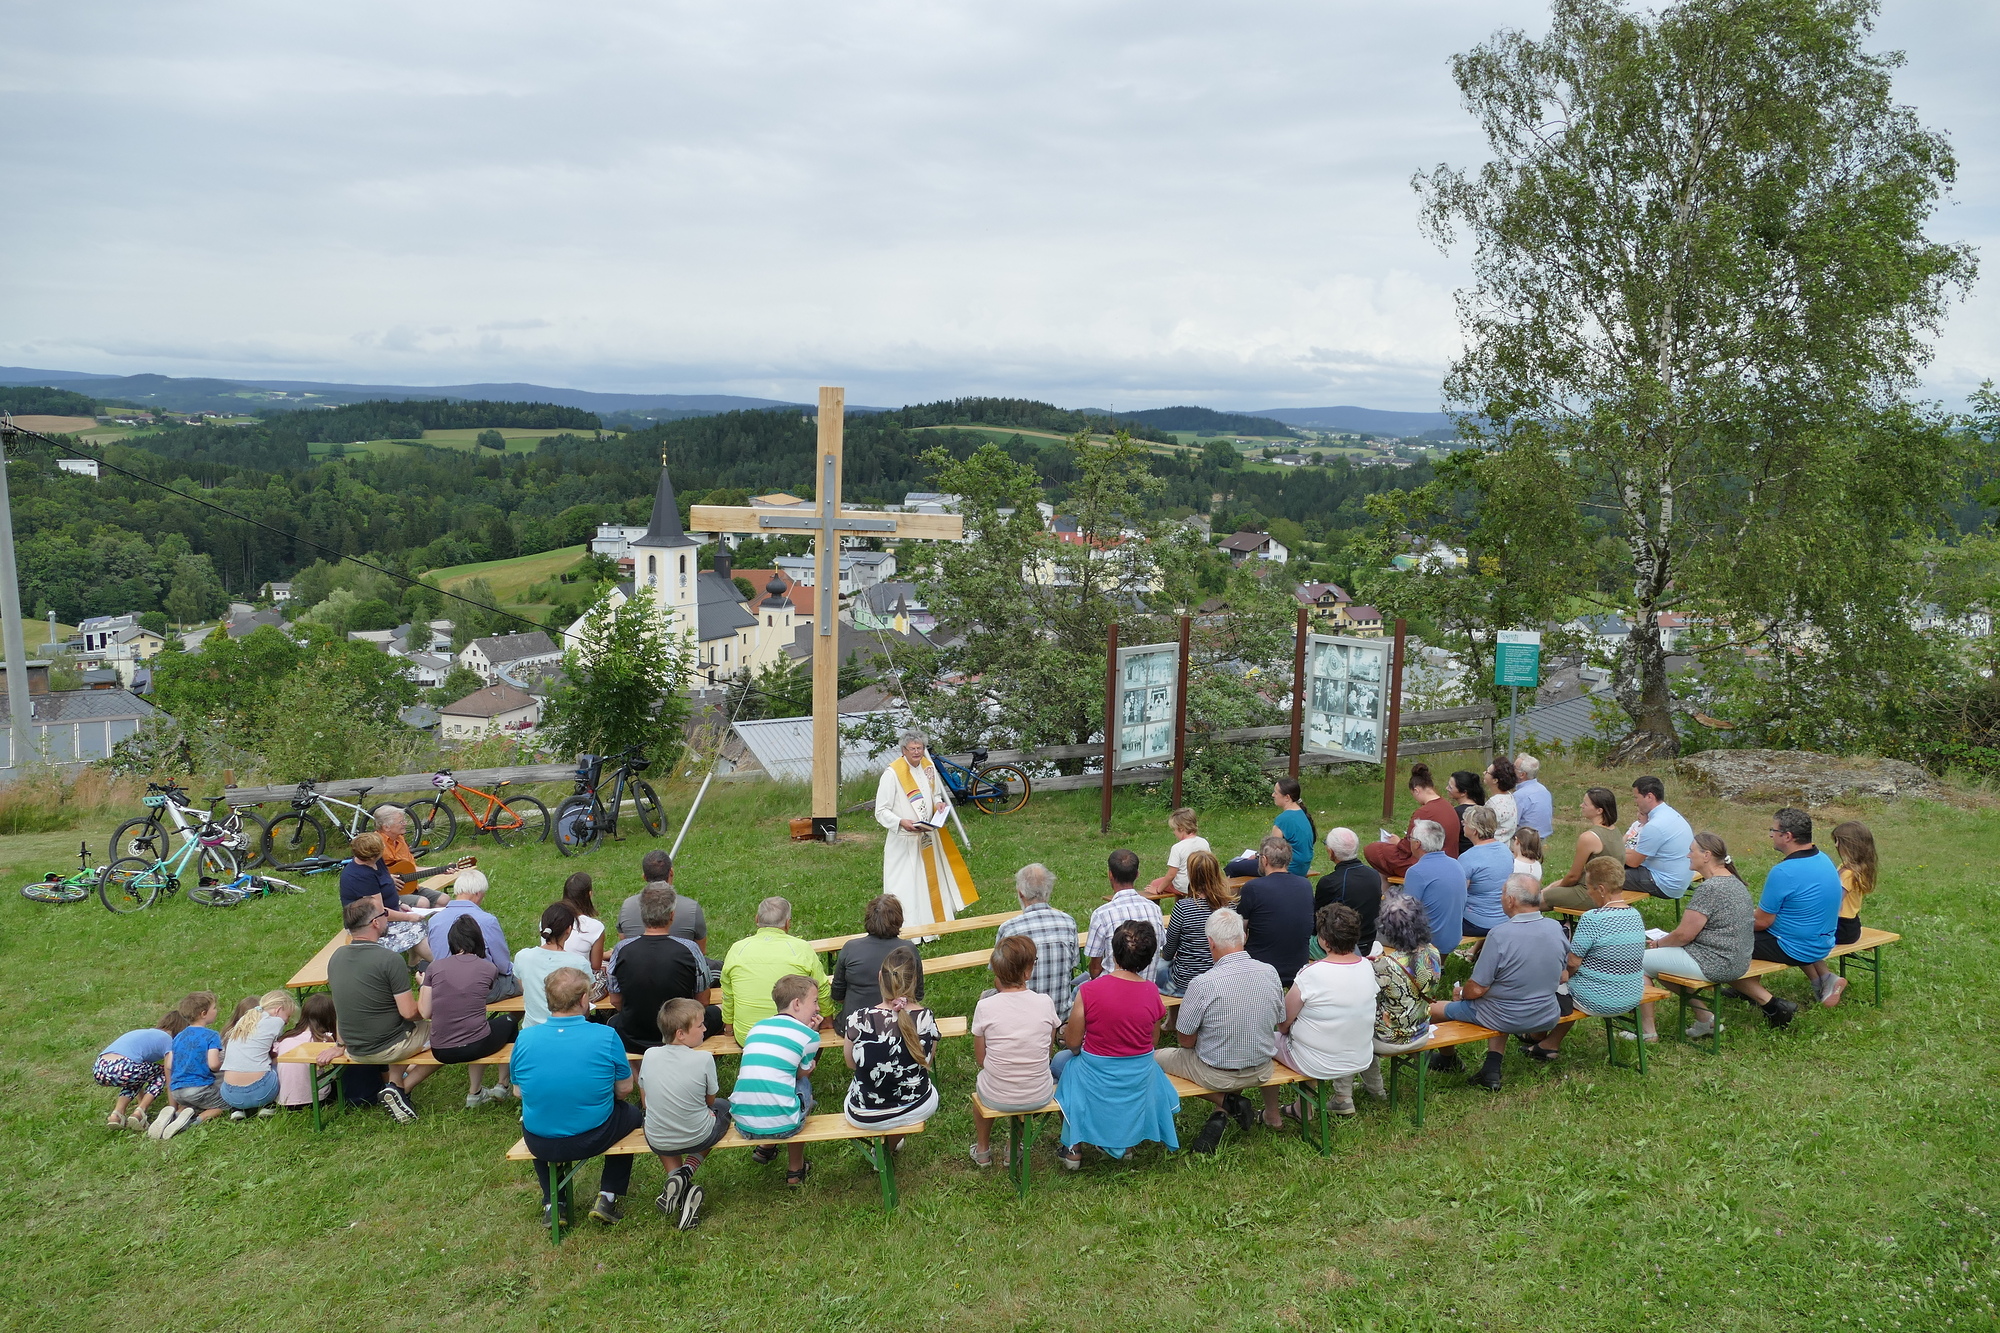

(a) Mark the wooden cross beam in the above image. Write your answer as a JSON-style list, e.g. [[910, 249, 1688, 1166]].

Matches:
[[688, 386, 964, 836]]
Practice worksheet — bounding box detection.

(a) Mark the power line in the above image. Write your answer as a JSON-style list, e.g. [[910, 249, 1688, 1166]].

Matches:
[[0, 417, 544, 633]]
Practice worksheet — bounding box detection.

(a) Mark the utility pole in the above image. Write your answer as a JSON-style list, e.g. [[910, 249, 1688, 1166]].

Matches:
[[0, 419, 37, 770]]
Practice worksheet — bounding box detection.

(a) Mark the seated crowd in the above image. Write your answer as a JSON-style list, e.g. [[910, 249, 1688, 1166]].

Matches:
[[93, 759, 1881, 1234]]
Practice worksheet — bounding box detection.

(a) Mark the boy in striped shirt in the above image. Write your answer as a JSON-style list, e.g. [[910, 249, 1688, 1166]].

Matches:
[[729, 973, 823, 1184]]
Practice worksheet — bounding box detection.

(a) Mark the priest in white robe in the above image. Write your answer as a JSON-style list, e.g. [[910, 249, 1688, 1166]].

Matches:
[[874, 731, 977, 928]]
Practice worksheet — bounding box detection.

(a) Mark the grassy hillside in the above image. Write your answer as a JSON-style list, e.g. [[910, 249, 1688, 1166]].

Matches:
[[425, 544, 591, 612], [305, 427, 617, 460], [3, 756, 1993, 1331]]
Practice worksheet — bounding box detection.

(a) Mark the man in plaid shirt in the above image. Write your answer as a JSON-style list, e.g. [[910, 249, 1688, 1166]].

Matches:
[[994, 863, 1080, 1021], [1085, 849, 1163, 978]]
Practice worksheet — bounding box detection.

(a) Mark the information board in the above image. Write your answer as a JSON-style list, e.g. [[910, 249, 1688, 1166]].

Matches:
[[1301, 633, 1390, 762], [1114, 642, 1179, 768], [1494, 630, 1542, 687]]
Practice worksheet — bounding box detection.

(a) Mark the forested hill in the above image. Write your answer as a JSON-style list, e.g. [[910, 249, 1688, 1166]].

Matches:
[[263, 398, 601, 443], [1110, 405, 1294, 436]]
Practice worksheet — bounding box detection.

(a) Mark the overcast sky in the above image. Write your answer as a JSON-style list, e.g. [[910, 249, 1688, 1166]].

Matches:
[[4, 1, 1994, 411]]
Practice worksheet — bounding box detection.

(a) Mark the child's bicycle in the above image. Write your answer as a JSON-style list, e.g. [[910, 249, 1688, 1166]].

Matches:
[[98, 803, 239, 914], [110, 783, 270, 870], [189, 871, 309, 908], [420, 770, 549, 848], [21, 841, 101, 904]]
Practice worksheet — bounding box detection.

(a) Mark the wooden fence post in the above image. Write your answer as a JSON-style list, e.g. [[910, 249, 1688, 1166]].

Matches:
[[1381, 618, 1407, 823], [1171, 615, 1190, 810]]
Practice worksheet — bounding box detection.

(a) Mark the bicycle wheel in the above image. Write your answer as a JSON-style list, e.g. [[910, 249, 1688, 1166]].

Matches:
[[488, 794, 549, 846], [969, 763, 1033, 814], [198, 844, 239, 883], [99, 857, 168, 913], [263, 813, 327, 864], [230, 810, 271, 869], [22, 877, 90, 904], [553, 795, 600, 856], [632, 780, 664, 836], [403, 797, 457, 856], [108, 817, 165, 862], [190, 882, 247, 907]]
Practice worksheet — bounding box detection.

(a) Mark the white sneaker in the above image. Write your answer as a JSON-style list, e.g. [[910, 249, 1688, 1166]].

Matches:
[[159, 1107, 197, 1140], [146, 1107, 175, 1139]]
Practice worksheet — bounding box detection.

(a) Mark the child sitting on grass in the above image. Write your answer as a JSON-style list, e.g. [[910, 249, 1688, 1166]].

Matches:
[[642, 997, 730, 1230], [275, 994, 339, 1111], [94, 1009, 189, 1131], [220, 990, 298, 1118], [153, 992, 225, 1141], [729, 974, 822, 1187]]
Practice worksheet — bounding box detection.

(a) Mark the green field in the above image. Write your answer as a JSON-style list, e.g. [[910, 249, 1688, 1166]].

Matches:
[[307, 427, 614, 460], [425, 544, 591, 612], [5, 756, 1993, 1331]]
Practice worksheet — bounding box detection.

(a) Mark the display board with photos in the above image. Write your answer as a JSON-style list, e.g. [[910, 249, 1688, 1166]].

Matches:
[[1114, 642, 1179, 769], [1302, 633, 1389, 762]]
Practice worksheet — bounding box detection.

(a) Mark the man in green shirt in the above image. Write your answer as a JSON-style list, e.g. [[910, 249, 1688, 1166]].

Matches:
[[720, 897, 833, 1039]]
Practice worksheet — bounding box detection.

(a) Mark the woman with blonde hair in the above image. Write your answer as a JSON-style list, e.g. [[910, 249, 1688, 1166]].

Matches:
[[1159, 850, 1235, 996], [839, 946, 940, 1152], [219, 990, 299, 1118]]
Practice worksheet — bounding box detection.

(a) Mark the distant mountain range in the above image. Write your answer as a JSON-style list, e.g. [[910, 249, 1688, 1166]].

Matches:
[[0, 366, 1452, 434]]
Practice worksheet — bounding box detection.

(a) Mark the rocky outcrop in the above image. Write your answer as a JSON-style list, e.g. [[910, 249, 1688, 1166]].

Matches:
[[1673, 749, 1947, 807]]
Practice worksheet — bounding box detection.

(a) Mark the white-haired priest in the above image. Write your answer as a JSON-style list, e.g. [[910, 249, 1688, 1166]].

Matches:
[[873, 730, 978, 929]]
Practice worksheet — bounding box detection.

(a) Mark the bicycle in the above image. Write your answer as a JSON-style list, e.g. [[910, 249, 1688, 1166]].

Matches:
[[552, 749, 663, 856], [932, 748, 1032, 815], [189, 870, 310, 908], [22, 841, 100, 904], [261, 779, 386, 863], [98, 800, 239, 913], [421, 770, 549, 848], [110, 783, 270, 869]]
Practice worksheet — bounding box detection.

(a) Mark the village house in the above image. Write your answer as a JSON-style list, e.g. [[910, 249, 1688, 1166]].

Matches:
[[438, 680, 540, 740], [458, 630, 563, 684], [1217, 531, 1290, 566]]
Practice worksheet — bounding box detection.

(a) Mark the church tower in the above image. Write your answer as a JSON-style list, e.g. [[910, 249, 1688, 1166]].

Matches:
[[629, 453, 699, 635]]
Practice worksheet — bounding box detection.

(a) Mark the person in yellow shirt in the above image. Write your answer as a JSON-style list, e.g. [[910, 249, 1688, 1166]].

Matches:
[[1830, 821, 1876, 950], [720, 896, 833, 1039]]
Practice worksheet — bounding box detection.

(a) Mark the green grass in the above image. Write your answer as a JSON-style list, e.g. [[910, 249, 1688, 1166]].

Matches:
[[306, 428, 617, 460], [424, 545, 591, 607], [4, 759, 1996, 1331]]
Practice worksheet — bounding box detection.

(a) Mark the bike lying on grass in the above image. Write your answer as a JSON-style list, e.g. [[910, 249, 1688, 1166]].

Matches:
[[21, 841, 101, 904], [188, 871, 310, 907]]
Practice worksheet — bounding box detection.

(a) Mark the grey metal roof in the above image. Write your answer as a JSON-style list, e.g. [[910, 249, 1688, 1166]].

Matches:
[[2, 688, 160, 723], [731, 710, 907, 783], [859, 581, 921, 615], [1510, 691, 1622, 746], [470, 630, 559, 664], [695, 571, 757, 642]]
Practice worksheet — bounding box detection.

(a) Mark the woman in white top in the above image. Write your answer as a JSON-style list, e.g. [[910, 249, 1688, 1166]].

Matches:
[[1484, 756, 1521, 844], [219, 989, 298, 1117], [1273, 904, 1378, 1117], [560, 872, 609, 997], [1144, 808, 1212, 899]]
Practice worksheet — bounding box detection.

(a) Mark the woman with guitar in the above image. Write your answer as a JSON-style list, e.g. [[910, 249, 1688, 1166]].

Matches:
[[374, 805, 467, 904]]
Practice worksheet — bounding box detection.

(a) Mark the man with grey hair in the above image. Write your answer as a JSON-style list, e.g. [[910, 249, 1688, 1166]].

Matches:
[[1237, 833, 1314, 988], [995, 863, 1079, 1020], [1511, 754, 1554, 839], [609, 883, 721, 1051], [1315, 826, 1383, 955], [1430, 874, 1567, 1091], [1156, 907, 1285, 1153], [617, 851, 712, 973], [873, 728, 976, 929], [1401, 819, 1468, 958], [422, 868, 522, 1001], [718, 895, 832, 1040]]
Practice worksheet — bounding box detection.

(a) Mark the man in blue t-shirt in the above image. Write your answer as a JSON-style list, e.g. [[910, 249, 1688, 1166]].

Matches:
[[514, 967, 642, 1228], [1624, 775, 1693, 899], [1727, 807, 1845, 1025], [1227, 777, 1315, 879]]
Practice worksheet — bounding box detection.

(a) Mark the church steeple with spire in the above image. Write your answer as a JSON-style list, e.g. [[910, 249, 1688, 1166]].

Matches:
[[631, 449, 699, 626]]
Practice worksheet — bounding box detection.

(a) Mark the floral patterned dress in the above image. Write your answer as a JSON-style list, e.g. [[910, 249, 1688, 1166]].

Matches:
[[840, 1003, 941, 1128], [1371, 944, 1442, 1046]]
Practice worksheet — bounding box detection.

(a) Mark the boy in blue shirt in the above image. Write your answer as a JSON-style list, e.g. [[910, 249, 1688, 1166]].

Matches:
[[154, 992, 225, 1141], [1728, 807, 1845, 1025]]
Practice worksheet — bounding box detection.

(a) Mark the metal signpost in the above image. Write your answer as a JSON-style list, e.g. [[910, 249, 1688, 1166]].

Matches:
[[1493, 629, 1542, 757]]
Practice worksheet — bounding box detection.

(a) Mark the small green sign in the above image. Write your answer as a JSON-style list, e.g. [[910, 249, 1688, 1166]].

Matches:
[[1494, 630, 1541, 687]]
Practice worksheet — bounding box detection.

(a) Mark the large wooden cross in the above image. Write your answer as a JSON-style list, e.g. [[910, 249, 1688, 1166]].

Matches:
[[689, 386, 964, 838]]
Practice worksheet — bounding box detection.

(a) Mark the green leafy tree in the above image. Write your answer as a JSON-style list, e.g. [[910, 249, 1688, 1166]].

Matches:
[[1401, 0, 1976, 759], [258, 649, 423, 782], [476, 429, 506, 451], [149, 625, 302, 746], [725, 655, 812, 722], [483, 515, 518, 561], [427, 664, 486, 706], [345, 598, 400, 633], [540, 590, 693, 768], [163, 553, 226, 627]]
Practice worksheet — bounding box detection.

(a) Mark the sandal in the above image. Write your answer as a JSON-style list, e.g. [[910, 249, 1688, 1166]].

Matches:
[[751, 1145, 780, 1166], [967, 1143, 994, 1169], [1278, 1099, 1313, 1125], [784, 1159, 813, 1186]]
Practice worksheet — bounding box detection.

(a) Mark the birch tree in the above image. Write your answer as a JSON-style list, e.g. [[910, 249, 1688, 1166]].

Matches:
[[1410, 0, 1975, 759]]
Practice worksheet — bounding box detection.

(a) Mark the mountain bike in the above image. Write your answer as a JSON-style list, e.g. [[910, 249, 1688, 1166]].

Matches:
[[933, 748, 1032, 815], [22, 841, 100, 904], [189, 870, 310, 908], [261, 779, 384, 863], [98, 808, 239, 913], [110, 783, 270, 869], [553, 749, 663, 856], [423, 770, 549, 848]]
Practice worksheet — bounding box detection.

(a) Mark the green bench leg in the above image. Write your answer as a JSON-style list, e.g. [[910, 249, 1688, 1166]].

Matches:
[[542, 1159, 583, 1245], [307, 1063, 344, 1132], [1602, 1010, 1646, 1075], [1009, 1115, 1036, 1200], [1309, 1080, 1331, 1156], [1414, 1052, 1428, 1128], [1838, 946, 1885, 1006], [857, 1138, 900, 1210]]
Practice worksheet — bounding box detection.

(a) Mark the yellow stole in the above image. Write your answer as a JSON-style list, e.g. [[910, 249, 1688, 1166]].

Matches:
[[890, 756, 978, 915]]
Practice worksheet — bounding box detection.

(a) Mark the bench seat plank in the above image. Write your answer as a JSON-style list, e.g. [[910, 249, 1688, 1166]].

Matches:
[[286, 932, 349, 991], [806, 909, 1023, 954], [504, 1112, 928, 1162]]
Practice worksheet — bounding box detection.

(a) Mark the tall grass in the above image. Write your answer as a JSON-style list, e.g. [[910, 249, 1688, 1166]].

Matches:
[[0, 765, 143, 835]]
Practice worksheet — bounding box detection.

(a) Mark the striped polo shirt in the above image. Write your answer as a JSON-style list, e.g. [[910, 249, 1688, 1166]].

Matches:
[[729, 1014, 820, 1137]]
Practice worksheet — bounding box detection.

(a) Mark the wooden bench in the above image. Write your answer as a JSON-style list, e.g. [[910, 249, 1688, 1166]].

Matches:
[[488, 992, 624, 1014], [504, 1112, 927, 1241], [1381, 984, 1671, 1127], [1653, 927, 1900, 1054], [285, 931, 349, 992], [806, 909, 1021, 955], [907, 929, 1095, 977], [278, 1040, 513, 1131]]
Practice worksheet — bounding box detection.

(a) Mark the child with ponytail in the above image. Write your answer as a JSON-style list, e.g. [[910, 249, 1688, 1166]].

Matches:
[[838, 945, 940, 1152]]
